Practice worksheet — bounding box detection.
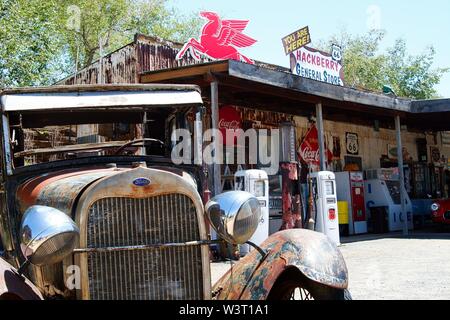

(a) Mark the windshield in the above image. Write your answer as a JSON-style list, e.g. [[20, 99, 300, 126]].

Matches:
[[8, 108, 195, 168]]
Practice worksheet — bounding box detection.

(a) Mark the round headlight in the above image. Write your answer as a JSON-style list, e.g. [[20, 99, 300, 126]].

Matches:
[[431, 203, 440, 212], [20, 205, 79, 266], [205, 191, 261, 245]]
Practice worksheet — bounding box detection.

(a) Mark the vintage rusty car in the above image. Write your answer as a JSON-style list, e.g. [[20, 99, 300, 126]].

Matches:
[[0, 85, 350, 300]]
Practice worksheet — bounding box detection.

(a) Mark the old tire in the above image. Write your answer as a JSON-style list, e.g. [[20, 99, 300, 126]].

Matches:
[[267, 268, 352, 300]]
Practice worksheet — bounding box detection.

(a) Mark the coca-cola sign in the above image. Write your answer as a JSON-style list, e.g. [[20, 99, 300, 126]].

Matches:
[[298, 125, 332, 166], [218, 119, 240, 130], [219, 106, 242, 146], [300, 147, 320, 163]]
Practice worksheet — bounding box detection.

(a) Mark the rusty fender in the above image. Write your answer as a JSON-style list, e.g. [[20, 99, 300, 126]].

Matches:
[[0, 257, 43, 300], [213, 229, 348, 300]]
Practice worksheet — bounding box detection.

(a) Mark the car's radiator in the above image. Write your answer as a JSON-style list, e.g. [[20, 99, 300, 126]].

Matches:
[[86, 194, 204, 300]]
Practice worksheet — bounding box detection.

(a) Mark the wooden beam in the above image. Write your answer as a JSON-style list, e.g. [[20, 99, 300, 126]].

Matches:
[[140, 61, 229, 83], [411, 99, 450, 113], [227, 60, 412, 112]]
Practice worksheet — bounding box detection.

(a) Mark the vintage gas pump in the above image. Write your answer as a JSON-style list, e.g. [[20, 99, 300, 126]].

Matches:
[[279, 122, 303, 230], [235, 170, 269, 256], [308, 171, 340, 245], [335, 171, 368, 235]]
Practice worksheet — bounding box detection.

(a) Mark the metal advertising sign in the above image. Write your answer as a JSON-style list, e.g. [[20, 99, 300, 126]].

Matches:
[[290, 46, 345, 86], [298, 125, 333, 167], [442, 131, 450, 146], [281, 26, 311, 55], [346, 132, 359, 155], [219, 106, 242, 146], [430, 146, 441, 164], [176, 12, 257, 64]]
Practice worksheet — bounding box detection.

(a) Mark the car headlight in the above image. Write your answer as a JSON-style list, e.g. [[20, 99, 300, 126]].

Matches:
[[20, 205, 79, 266], [431, 203, 440, 212], [205, 191, 261, 245]]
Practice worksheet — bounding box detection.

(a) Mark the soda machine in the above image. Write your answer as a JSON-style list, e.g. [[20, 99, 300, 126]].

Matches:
[[335, 172, 368, 235], [364, 168, 413, 232]]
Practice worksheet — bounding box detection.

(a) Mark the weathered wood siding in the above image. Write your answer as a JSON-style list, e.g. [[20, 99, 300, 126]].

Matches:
[[59, 34, 207, 85]]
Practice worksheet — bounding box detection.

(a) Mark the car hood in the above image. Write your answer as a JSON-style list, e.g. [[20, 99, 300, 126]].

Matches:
[[16, 167, 129, 216]]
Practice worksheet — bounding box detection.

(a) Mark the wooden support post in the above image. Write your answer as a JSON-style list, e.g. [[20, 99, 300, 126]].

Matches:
[[316, 102, 326, 171], [210, 81, 221, 196], [395, 115, 409, 236]]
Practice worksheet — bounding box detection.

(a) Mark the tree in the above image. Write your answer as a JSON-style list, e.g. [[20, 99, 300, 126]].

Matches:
[[59, 0, 202, 69], [0, 0, 202, 87], [0, 0, 65, 87], [385, 40, 445, 100], [316, 29, 448, 99]]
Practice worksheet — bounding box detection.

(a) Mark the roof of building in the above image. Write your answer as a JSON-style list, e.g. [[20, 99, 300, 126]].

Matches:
[[140, 59, 450, 131]]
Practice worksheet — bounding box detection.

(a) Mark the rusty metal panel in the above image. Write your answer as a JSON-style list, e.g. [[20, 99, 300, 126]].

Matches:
[[0, 257, 43, 300], [16, 168, 124, 215], [213, 229, 348, 300]]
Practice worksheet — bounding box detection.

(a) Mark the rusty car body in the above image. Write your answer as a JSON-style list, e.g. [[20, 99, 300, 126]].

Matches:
[[0, 84, 350, 300]]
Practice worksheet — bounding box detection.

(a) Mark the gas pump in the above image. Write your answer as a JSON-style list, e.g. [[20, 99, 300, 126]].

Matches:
[[235, 170, 269, 256], [308, 171, 340, 245]]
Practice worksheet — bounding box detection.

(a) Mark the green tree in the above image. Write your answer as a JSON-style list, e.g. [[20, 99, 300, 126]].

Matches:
[[317, 29, 448, 99], [0, 0, 202, 87], [385, 40, 445, 99], [0, 0, 64, 87], [59, 0, 202, 70]]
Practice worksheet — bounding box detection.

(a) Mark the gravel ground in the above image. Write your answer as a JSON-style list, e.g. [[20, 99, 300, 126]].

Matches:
[[211, 231, 450, 300]]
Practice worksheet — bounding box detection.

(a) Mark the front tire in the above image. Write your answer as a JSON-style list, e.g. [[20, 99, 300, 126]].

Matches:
[[267, 268, 352, 300]]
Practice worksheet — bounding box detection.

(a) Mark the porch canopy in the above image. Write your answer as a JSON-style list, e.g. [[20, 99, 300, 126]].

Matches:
[[140, 59, 450, 132], [141, 59, 450, 236]]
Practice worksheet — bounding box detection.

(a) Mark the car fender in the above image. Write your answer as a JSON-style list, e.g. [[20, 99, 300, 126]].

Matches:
[[212, 229, 348, 300], [0, 257, 43, 300]]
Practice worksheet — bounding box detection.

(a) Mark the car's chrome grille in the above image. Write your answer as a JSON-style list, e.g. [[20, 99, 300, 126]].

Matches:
[[86, 194, 204, 300]]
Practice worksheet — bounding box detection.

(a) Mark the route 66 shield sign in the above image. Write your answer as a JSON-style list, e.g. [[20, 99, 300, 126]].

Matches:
[[346, 132, 359, 155]]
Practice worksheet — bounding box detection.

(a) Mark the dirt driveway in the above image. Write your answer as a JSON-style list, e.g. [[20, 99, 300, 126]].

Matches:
[[211, 231, 450, 300]]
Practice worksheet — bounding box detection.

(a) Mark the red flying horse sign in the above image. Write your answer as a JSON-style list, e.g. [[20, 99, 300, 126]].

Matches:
[[176, 12, 257, 64]]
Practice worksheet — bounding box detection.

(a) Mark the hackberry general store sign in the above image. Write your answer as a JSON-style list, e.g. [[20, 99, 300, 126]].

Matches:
[[291, 46, 345, 86]]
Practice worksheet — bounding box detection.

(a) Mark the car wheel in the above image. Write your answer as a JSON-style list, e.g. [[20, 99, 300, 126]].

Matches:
[[267, 268, 352, 300]]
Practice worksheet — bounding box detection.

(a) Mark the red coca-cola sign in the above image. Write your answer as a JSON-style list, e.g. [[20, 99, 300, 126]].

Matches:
[[298, 125, 332, 166], [219, 106, 242, 146]]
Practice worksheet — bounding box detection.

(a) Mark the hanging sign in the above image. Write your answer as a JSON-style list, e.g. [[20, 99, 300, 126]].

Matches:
[[281, 26, 311, 55], [291, 46, 345, 86], [430, 146, 441, 164], [298, 125, 333, 166], [346, 132, 359, 155], [176, 12, 257, 64], [219, 106, 242, 146]]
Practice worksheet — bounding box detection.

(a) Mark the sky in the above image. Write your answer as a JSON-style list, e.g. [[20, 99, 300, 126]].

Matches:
[[169, 0, 450, 98]]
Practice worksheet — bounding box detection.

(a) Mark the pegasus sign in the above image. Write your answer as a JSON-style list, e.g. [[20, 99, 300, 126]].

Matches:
[[176, 12, 257, 64]]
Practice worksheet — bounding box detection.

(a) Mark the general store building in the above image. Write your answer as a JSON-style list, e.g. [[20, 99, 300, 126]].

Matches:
[[58, 34, 450, 232]]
